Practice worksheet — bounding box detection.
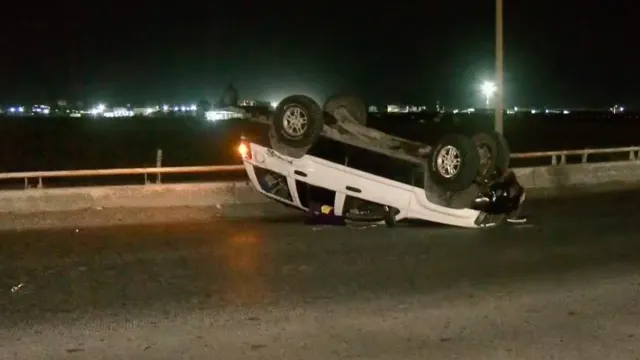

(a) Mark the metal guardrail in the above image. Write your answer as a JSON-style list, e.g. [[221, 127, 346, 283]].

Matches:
[[0, 165, 245, 189], [510, 146, 640, 165], [0, 165, 245, 180], [0, 146, 637, 189]]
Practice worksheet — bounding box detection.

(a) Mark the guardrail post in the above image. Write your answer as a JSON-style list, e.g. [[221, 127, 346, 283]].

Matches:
[[37, 177, 43, 189], [581, 153, 588, 163], [24, 178, 28, 190], [560, 154, 566, 165], [156, 149, 163, 184], [630, 151, 637, 161], [551, 155, 557, 165]]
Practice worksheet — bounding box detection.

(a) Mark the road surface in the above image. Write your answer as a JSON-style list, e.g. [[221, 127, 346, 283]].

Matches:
[[1, 190, 640, 359]]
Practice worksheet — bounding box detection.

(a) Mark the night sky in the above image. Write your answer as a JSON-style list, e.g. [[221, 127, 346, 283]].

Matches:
[[2, 1, 637, 108]]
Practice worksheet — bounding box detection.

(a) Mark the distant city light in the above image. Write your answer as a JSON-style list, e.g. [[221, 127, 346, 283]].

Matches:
[[103, 108, 133, 117], [1, 98, 629, 119], [205, 110, 244, 121], [610, 105, 625, 114], [32, 105, 51, 115], [89, 104, 106, 115]]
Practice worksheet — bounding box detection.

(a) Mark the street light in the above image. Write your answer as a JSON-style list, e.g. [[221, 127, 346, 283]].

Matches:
[[495, 0, 504, 134], [481, 81, 497, 108]]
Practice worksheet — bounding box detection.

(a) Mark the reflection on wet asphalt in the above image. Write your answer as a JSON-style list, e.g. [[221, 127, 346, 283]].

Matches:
[[1, 190, 640, 359]]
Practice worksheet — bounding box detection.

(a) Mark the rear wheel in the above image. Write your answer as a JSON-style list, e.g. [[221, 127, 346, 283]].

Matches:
[[269, 95, 324, 158], [426, 133, 480, 192]]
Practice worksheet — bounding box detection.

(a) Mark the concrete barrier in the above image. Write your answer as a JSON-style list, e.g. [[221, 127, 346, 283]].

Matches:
[[0, 181, 265, 213], [0, 162, 638, 214], [513, 161, 640, 188]]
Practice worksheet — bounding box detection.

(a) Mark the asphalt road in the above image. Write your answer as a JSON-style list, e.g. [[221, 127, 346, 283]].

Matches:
[[1, 190, 640, 359]]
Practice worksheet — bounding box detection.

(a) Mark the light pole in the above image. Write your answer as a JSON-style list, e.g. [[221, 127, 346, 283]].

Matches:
[[495, 0, 504, 134], [481, 81, 497, 108]]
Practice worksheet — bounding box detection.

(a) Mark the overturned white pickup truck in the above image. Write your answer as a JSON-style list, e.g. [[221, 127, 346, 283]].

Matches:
[[239, 94, 524, 228]]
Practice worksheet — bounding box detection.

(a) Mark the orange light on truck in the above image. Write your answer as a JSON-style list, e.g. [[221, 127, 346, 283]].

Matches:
[[238, 142, 251, 160]]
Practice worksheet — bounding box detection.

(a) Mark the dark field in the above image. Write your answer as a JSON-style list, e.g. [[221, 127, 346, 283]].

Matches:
[[367, 110, 640, 152], [1, 111, 638, 174]]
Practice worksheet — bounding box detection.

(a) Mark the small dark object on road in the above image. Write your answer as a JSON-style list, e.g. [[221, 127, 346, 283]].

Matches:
[[306, 202, 346, 226]]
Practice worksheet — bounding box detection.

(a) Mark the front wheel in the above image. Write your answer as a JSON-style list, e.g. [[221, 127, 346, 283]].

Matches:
[[269, 95, 324, 157]]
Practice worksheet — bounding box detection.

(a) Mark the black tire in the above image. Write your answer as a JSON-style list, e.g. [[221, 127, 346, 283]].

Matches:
[[271, 95, 324, 149], [472, 131, 511, 181], [323, 94, 367, 126], [427, 133, 480, 192]]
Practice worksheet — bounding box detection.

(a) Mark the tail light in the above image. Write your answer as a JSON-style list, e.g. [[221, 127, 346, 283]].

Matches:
[[238, 140, 251, 160]]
